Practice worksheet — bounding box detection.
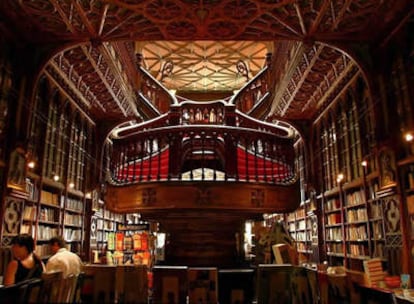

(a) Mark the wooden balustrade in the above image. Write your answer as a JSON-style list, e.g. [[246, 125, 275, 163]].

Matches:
[[109, 124, 295, 186], [135, 52, 273, 119], [230, 66, 271, 114]]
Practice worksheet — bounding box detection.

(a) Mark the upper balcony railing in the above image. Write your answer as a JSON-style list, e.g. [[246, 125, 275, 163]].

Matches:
[[109, 125, 295, 185], [109, 53, 296, 186]]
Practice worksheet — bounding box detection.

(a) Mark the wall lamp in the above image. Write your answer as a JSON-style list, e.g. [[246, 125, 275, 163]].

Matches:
[[404, 131, 414, 142], [336, 173, 344, 184]]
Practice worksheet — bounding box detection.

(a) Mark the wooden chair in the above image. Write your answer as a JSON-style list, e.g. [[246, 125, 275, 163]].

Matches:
[[24, 278, 43, 304], [38, 270, 64, 303], [0, 279, 32, 304], [73, 272, 85, 304], [58, 273, 78, 303]]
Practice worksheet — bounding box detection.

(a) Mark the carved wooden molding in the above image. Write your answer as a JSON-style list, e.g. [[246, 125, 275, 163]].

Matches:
[[105, 181, 300, 214]]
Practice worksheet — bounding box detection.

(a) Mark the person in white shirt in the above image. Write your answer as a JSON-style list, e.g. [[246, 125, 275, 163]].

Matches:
[[45, 236, 82, 278]]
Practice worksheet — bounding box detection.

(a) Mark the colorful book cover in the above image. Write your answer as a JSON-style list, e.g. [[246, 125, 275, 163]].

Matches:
[[107, 232, 115, 251], [116, 232, 124, 251]]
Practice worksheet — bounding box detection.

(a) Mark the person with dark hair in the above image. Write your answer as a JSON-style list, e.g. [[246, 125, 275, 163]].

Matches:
[[3, 234, 44, 286], [45, 236, 82, 278]]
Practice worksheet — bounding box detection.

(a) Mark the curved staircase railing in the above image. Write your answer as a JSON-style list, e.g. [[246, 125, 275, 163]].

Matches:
[[109, 124, 296, 185]]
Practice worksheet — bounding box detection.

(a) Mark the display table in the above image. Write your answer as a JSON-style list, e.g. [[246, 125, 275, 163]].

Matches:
[[188, 267, 218, 304], [218, 269, 255, 304], [358, 284, 396, 304], [395, 294, 414, 304], [151, 266, 188, 304], [358, 284, 414, 304], [81, 264, 148, 304]]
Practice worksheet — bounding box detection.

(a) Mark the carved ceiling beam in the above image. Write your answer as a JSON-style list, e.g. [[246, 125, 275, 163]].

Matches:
[[113, 42, 138, 88], [99, 43, 140, 117], [267, 12, 301, 37], [315, 56, 356, 110], [47, 60, 90, 109], [49, 0, 77, 33], [277, 44, 325, 116], [80, 45, 130, 117], [43, 68, 95, 126], [72, 0, 97, 36], [49, 53, 107, 112], [332, 0, 353, 30], [269, 43, 305, 116], [98, 4, 109, 36], [294, 3, 307, 35], [101, 12, 138, 39], [380, 6, 414, 47], [308, 0, 332, 35]]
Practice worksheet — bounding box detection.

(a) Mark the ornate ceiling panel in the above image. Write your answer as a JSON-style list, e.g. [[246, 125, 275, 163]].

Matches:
[[139, 41, 269, 92], [270, 43, 357, 119], [0, 0, 409, 43], [0, 0, 412, 123], [44, 42, 139, 122]]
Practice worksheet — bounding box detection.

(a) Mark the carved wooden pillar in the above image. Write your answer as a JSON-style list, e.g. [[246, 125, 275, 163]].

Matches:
[[224, 133, 237, 179], [223, 105, 237, 179], [168, 108, 181, 179]]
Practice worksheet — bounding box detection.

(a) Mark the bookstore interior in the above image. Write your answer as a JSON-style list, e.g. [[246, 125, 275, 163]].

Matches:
[[0, 1, 414, 303]]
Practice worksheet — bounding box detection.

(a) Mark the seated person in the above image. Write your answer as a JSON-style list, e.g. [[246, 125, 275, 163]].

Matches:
[[3, 234, 44, 286], [45, 236, 82, 278]]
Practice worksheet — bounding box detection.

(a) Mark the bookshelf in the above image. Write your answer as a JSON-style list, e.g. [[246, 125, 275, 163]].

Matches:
[[322, 190, 345, 265], [35, 179, 63, 257], [343, 184, 370, 269], [62, 189, 85, 254], [0, 76, 93, 259], [366, 177, 386, 260], [319, 171, 392, 271], [398, 155, 414, 282], [1, 175, 88, 259], [112, 222, 152, 266], [90, 203, 154, 267], [91, 200, 124, 257], [288, 204, 309, 255], [287, 198, 319, 263]]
